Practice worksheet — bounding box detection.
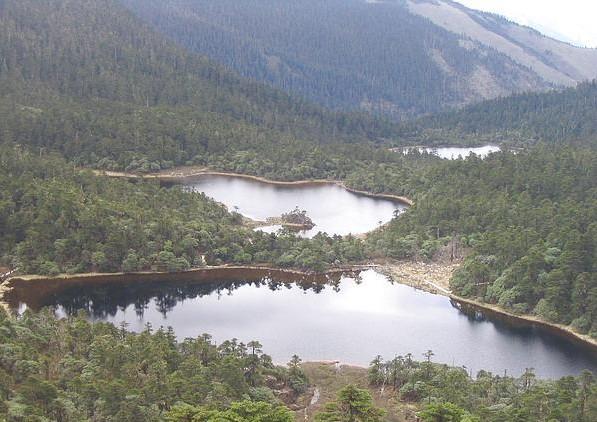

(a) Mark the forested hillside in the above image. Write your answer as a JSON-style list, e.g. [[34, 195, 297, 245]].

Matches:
[[0, 0, 596, 420], [120, 0, 553, 119], [368, 147, 597, 336], [0, 0, 398, 172], [404, 80, 597, 146], [0, 146, 368, 275], [3, 141, 596, 339]]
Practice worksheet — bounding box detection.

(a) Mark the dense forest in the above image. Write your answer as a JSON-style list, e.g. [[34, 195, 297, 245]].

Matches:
[[0, 0, 400, 172], [120, 0, 550, 119], [0, 2, 596, 419], [0, 146, 368, 275], [0, 310, 594, 421], [0, 309, 305, 421], [403, 81, 597, 147], [367, 354, 596, 421], [367, 147, 597, 337]]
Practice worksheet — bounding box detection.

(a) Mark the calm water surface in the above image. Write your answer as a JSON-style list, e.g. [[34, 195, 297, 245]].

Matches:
[[23, 270, 596, 378], [186, 175, 405, 237]]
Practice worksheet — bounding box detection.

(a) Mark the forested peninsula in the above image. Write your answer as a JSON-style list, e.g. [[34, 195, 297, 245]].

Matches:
[[2, 144, 595, 343]]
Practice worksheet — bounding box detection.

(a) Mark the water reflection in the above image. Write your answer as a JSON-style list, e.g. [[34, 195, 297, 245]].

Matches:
[[14, 270, 596, 378], [185, 175, 405, 237]]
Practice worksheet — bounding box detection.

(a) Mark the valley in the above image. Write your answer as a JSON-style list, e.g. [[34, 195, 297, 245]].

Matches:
[[0, 0, 595, 420]]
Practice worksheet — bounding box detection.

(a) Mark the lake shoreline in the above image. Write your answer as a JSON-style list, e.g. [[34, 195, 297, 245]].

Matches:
[[94, 167, 414, 206], [450, 295, 597, 353], [0, 264, 367, 312], [3, 261, 596, 352], [378, 261, 597, 352]]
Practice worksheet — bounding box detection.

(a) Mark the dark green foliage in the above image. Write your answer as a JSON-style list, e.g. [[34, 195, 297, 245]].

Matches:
[[0, 146, 368, 274], [121, 0, 547, 119], [0, 0, 400, 172], [368, 146, 597, 335], [406, 80, 597, 147], [287, 355, 309, 395]]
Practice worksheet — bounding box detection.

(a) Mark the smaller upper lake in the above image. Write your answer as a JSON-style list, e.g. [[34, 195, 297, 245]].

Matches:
[[400, 145, 501, 159], [186, 175, 406, 237]]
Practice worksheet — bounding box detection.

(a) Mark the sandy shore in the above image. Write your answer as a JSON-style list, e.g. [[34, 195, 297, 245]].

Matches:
[[376, 260, 456, 295], [376, 260, 597, 351]]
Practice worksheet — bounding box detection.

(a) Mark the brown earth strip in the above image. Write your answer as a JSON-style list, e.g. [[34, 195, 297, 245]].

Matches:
[[92, 167, 414, 206]]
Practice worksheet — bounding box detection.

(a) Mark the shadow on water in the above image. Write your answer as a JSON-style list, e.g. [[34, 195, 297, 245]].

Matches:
[[451, 299, 597, 362], [6, 269, 350, 318], [6, 269, 595, 377], [42, 278, 343, 319]]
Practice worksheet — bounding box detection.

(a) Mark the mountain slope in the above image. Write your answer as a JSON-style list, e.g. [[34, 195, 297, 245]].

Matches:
[[120, 0, 597, 119], [406, 0, 597, 85], [406, 80, 597, 146], [0, 0, 399, 171]]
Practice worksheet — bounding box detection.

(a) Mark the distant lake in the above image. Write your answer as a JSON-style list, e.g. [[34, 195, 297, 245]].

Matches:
[[185, 175, 406, 237], [400, 145, 501, 159], [11, 270, 596, 379]]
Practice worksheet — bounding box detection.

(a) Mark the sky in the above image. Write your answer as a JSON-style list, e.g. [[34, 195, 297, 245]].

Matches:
[[454, 0, 597, 48]]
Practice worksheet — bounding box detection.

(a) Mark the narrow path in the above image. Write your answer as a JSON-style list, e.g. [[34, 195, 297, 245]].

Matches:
[[310, 387, 320, 406], [303, 387, 321, 421], [423, 279, 452, 295]]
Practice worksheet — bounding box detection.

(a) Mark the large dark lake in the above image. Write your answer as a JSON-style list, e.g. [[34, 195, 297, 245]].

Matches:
[[10, 270, 596, 378], [185, 175, 405, 237]]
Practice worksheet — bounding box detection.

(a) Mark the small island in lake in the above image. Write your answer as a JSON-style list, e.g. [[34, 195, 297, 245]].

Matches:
[[266, 207, 316, 231]]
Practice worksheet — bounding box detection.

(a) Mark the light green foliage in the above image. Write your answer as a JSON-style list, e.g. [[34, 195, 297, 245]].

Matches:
[[164, 400, 293, 422], [315, 385, 385, 422], [0, 147, 368, 274], [0, 309, 300, 421], [369, 356, 597, 422], [419, 402, 469, 422]]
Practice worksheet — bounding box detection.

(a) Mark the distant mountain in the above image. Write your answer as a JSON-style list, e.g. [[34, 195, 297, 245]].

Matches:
[[0, 0, 399, 171], [406, 0, 597, 85], [120, 0, 597, 120], [404, 80, 597, 147]]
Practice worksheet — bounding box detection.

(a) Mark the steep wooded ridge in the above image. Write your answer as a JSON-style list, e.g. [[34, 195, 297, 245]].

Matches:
[[0, 0, 399, 171], [120, 0, 597, 119], [403, 80, 597, 146]]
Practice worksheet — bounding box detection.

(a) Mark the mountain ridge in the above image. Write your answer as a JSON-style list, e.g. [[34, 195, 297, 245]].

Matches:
[[120, 0, 597, 119], [406, 0, 597, 85], [402, 80, 597, 147]]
